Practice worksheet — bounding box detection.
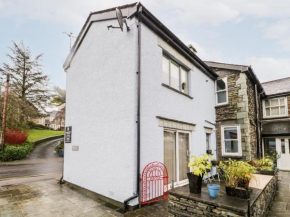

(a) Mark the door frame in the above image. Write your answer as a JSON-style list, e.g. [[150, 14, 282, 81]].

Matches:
[[164, 128, 191, 188], [262, 137, 290, 170]]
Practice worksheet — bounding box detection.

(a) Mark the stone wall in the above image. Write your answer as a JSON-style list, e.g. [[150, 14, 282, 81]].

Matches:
[[214, 70, 258, 160], [168, 174, 278, 217]]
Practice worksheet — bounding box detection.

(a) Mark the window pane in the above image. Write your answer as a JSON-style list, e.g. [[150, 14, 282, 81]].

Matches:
[[271, 107, 279, 116], [224, 128, 238, 140], [265, 100, 270, 107], [217, 91, 227, 104], [162, 56, 170, 85], [271, 99, 279, 106], [180, 68, 188, 94], [280, 98, 285, 105], [225, 141, 239, 153], [281, 139, 285, 154], [217, 79, 226, 91], [266, 108, 270, 116], [280, 106, 286, 115], [170, 62, 179, 90], [264, 138, 276, 156], [178, 133, 189, 181], [164, 131, 176, 183], [206, 133, 210, 150]]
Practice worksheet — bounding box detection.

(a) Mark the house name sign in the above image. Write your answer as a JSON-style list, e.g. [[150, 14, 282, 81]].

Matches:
[[65, 126, 72, 143]]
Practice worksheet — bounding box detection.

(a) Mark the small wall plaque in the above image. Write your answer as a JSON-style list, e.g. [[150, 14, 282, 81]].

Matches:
[[65, 126, 72, 143], [72, 146, 79, 151]]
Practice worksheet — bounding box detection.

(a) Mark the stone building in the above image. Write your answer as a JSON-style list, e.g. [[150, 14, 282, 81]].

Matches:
[[205, 62, 265, 160], [261, 77, 290, 170]]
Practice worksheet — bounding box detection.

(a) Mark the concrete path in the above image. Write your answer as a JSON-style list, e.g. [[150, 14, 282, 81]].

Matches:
[[0, 179, 124, 217], [268, 171, 290, 216]]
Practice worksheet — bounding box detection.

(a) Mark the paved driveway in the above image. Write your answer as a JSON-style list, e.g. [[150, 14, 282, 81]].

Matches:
[[0, 139, 63, 185]]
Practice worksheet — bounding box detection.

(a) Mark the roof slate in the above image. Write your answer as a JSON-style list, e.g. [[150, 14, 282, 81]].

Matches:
[[262, 77, 290, 96]]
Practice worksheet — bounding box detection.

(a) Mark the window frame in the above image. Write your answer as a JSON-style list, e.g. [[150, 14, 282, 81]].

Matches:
[[162, 55, 189, 95], [263, 97, 288, 119], [164, 129, 191, 188], [215, 77, 228, 106], [221, 125, 242, 157]]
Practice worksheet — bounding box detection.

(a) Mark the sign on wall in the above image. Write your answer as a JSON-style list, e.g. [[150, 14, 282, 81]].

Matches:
[[65, 126, 72, 143]]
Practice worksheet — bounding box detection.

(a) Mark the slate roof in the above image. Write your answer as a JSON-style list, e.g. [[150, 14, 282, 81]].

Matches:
[[262, 77, 290, 96]]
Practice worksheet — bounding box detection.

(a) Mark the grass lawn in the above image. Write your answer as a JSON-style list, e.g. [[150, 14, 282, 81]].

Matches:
[[28, 129, 64, 142]]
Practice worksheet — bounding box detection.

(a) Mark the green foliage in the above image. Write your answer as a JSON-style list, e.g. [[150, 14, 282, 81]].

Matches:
[[55, 140, 64, 154], [219, 160, 256, 188], [27, 121, 49, 130], [266, 151, 281, 164], [28, 129, 64, 142], [254, 157, 274, 171], [188, 154, 213, 177], [0, 142, 34, 161], [51, 86, 66, 106]]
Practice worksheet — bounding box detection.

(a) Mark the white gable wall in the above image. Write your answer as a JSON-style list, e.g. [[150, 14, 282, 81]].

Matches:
[[64, 18, 139, 204], [140, 24, 217, 181]]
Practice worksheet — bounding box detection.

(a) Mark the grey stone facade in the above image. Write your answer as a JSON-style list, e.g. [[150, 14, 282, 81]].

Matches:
[[206, 62, 261, 160]]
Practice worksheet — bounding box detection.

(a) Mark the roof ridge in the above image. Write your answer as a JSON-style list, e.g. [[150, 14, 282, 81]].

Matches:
[[261, 76, 290, 84], [204, 61, 249, 68]]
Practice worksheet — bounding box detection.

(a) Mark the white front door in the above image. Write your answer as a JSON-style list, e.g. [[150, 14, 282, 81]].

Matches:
[[277, 138, 290, 170]]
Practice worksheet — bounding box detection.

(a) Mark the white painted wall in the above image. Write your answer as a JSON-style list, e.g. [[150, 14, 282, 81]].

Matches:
[[64, 18, 217, 207], [64, 18, 139, 204], [139, 24, 217, 178]]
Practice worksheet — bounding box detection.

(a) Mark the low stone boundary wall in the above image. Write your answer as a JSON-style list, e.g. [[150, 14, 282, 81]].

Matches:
[[33, 135, 64, 145], [168, 174, 278, 217]]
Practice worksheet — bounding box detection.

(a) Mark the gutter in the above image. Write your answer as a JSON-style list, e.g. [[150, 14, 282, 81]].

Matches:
[[123, 4, 142, 211]]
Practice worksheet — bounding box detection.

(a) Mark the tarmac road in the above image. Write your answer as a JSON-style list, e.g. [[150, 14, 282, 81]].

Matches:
[[0, 139, 64, 180]]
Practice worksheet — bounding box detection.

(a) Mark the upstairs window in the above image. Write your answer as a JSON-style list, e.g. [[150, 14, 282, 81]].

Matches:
[[162, 56, 189, 94], [263, 97, 288, 118], [215, 77, 228, 105]]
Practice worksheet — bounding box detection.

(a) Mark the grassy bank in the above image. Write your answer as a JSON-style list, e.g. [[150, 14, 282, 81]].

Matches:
[[28, 129, 64, 142]]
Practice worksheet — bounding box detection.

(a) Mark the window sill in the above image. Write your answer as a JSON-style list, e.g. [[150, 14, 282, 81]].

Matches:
[[222, 155, 243, 158], [162, 83, 193, 99], [215, 103, 229, 108], [263, 115, 289, 119]]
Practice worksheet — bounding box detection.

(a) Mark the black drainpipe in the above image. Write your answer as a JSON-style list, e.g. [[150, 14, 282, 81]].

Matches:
[[123, 4, 142, 211]]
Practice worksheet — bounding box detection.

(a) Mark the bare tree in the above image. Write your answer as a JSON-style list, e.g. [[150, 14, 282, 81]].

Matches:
[[52, 86, 66, 106], [0, 41, 50, 112]]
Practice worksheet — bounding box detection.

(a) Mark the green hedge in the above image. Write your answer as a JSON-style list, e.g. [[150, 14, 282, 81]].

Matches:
[[0, 142, 34, 162]]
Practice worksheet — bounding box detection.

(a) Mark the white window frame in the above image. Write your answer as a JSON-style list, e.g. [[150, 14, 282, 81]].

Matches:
[[215, 77, 228, 106], [162, 55, 189, 94], [221, 125, 242, 156], [263, 97, 288, 119], [164, 129, 191, 188]]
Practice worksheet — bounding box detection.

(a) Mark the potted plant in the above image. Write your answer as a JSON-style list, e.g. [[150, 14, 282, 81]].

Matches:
[[55, 141, 64, 157], [254, 157, 275, 175], [187, 154, 213, 194], [268, 151, 281, 169], [220, 160, 256, 199]]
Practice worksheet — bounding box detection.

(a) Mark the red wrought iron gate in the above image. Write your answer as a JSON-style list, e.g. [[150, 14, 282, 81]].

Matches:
[[141, 161, 169, 204]]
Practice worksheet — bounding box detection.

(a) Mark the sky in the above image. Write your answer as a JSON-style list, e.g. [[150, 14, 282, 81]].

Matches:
[[0, 0, 290, 89]]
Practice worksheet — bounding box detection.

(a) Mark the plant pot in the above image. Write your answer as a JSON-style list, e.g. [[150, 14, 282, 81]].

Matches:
[[187, 173, 203, 194], [207, 184, 220, 198], [206, 150, 212, 155], [256, 169, 275, 175], [238, 179, 250, 189], [211, 160, 219, 167], [58, 152, 64, 157], [225, 186, 251, 199]]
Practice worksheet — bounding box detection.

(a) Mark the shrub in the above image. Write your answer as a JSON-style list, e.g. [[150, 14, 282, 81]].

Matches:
[[0, 142, 34, 161], [4, 129, 28, 145], [27, 121, 49, 130]]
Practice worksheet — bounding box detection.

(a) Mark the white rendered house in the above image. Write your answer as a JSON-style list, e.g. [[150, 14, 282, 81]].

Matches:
[[63, 2, 218, 209]]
